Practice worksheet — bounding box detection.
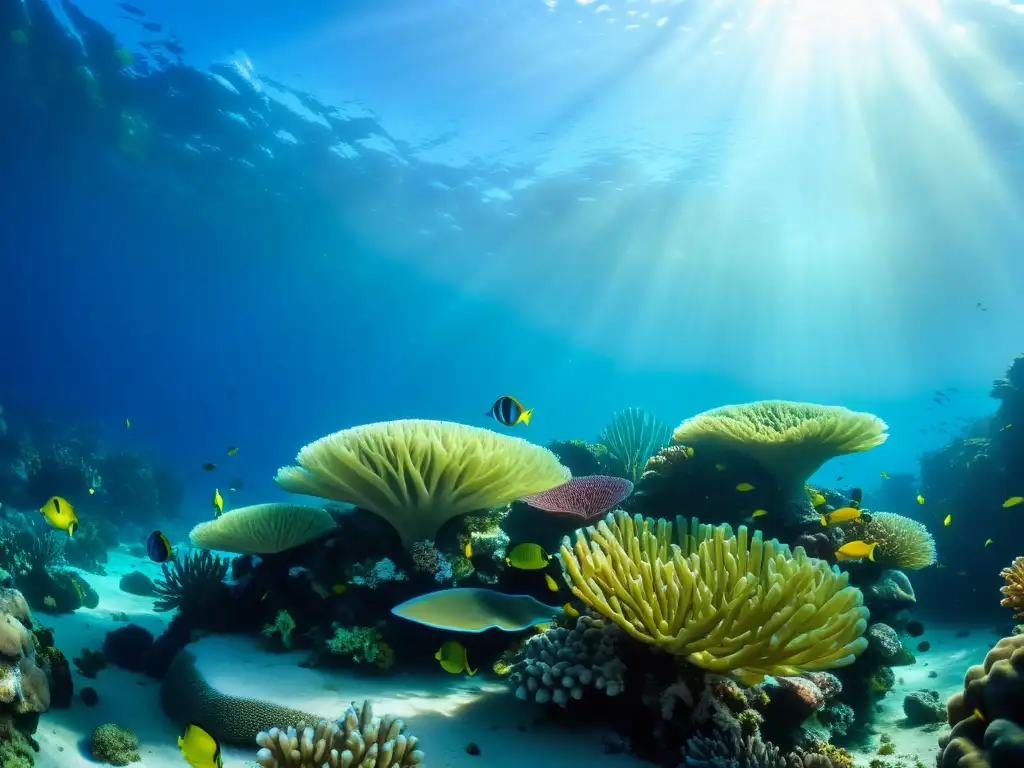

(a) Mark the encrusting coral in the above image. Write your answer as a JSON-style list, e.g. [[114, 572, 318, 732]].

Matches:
[[1000, 556, 1024, 619], [255, 699, 424, 768], [89, 723, 140, 765], [274, 419, 570, 549], [839, 512, 936, 571], [559, 512, 870, 684], [189, 503, 337, 555]]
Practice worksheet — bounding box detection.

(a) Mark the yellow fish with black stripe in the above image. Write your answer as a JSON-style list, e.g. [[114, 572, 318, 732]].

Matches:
[[435, 640, 476, 675], [486, 395, 533, 427], [178, 723, 222, 768], [40, 496, 79, 537], [505, 543, 551, 570]]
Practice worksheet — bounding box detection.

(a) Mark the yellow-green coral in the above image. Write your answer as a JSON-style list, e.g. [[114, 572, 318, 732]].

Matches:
[[558, 511, 870, 684], [842, 511, 936, 570]]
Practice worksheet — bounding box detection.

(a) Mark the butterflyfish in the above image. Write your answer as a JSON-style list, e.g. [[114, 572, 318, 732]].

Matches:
[[544, 573, 559, 592], [735, 482, 755, 492], [984, 538, 993, 547], [40, 496, 79, 536], [178, 723, 223, 768], [227, 446, 238, 456], [751, 509, 768, 518], [147, 530, 173, 563], [487, 395, 533, 427], [943, 514, 951, 526], [835, 540, 878, 562], [820, 507, 861, 526], [435, 641, 476, 675], [1003, 496, 1024, 508], [810, 493, 826, 507], [505, 543, 551, 570], [880, 471, 889, 479], [916, 494, 925, 505], [212, 489, 223, 516], [88, 488, 95, 495]]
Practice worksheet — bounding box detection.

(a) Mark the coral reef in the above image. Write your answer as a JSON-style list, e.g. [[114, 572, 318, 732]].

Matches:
[[901, 690, 945, 725], [1000, 557, 1024, 619], [188, 503, 337, 555], [599, 407, 672, 483], [153, 550, 229, 614], [89, 724, 140, 765], [839, 512, 936, 571], [255, 700, 424, 767], [0, 587, 51, 722]]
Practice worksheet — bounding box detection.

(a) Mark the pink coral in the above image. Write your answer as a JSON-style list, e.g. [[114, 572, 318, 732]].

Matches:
[[519, 476, 633, 520]]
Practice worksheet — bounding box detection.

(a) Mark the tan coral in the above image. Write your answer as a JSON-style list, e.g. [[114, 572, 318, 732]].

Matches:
[[189, 504, 337, 555], [0, 587, 51, 715], [840, 512, 936, 571], [1000, 557, 1024, 620], [255, 700, 424, 768]]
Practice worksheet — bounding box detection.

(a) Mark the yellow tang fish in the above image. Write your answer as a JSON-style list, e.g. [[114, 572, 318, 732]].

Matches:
[[435, 641, 476, 675], [880, 471, 889, 479], [227, 446, 238, 456], [88, 488, 95, 495], [178, 723, 223, 768], [1002, 496, 1024, 508], [212, 489, 223, 516], [533, 622, 553, 633], [984, 538, 993, 547], [40, 496, 79, 537], [735, 482, 755, 492], [943, 514, 951, 526], [505, 543, 551, 570], [464, 540, 473, 559], [684, 447, 694, 457], [835, 540, 878, 562], [563, 602, 580, 618], [810, 493, 826, 507], [916, 494, 925, 505], [820, 506, 861, 527], [544, 573, 559, 592], [751, 509, 768, 518]]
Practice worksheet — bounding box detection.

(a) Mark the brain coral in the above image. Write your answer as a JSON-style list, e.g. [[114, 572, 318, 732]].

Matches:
[[841, 512, 936, 570]]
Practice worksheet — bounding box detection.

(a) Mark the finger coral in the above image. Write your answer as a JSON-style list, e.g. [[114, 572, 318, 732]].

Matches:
[[1000, 556, 1024, 619], [841, 512, 936, 570], [559, 512, 869, 684], [255, 700, 424, 768], [275, 420, 570, 549]]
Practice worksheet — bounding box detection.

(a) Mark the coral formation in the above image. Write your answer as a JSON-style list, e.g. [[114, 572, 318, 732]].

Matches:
[[324, 624, 386, 666], [902, 690, 945, 725], [153, 550, 229, 613], [275, 419, 571, 548], [1000, 557, 1024, 619], [0, 587, 51, 720], [188, 503, 337, 555], [118, 571, 155, 596], [255, 700, 424, 767], [508, 614, 626, 707], [600, 407, 672, 482], [89, 724, 140, 765], [840, 512, 936, 571], [559, 512, 869, 683]]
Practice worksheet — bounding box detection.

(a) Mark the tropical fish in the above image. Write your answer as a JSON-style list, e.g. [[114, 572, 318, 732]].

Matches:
[[533, 622, 552, 633], [435, 641, 476, 675], [834, 540, 878, 562], [505, 543, 551, 570], [88, 488, 95, 495], [735, 482, 755, 492], [147, 530, 173, 563], [544, 573, 559, 592], [203, 463, 217, 471], [1003, 496, 1024, 508], [751, 509, 768, 518], [1001, 424, 1012, 431], [227, 446, 238, 456], [486, 396, 533, 427], [849, 488, 863, 508], [943, 514, 951, 526], [212, 489, 223, 516], [684, 447, 694, 457], [563, 602, 580, 618], [124, 417, 131, 429], [974, 708, 986, 722], [835, 476, 844, 482], [879, 471, 889, 479], [178, 723, 223, 768], [810, 493, 826, 507], [984, 538, 993, 547], [70, 578, 83, 604], [820, 507, 861, 527], [40, 496, 79, 536], [916, 495, 925, 505], [464, 540, 472, 559]]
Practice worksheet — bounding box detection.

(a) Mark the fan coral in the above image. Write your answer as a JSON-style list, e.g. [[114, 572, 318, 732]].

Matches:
[[559, 512, 869, 684], [509, 614, 626, 707], [153, 550, 229, 614], [841, 512, 936, 570], [520, 476, 634, 520], [1000, 557, 1024, 619], [189, 504, 336, 555], [255, 700, 424, 767], [671, 401, 887, 507], [275, 420, 570, 548], [600, 407, 672, 482]]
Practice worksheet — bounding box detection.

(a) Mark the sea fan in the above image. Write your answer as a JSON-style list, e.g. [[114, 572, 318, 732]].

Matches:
[[153, 550, 229, 614], [520, 476, 633, 521]]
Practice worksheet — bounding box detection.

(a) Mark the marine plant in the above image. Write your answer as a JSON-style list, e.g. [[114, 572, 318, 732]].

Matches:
[[841, 512, 937, 571], [600, 407, 672, 483], [152, 550, 229, 614], [261, 610, 297, 649], [1000, 556, 1024, 619], [559, 511, 870, 684], [274, 419, 571, 548], [325, 624, 386, 666]]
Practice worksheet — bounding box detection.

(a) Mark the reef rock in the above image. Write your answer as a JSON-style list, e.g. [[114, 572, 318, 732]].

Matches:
[[867, 569, 916, 612], [902, 690, 945, 726]]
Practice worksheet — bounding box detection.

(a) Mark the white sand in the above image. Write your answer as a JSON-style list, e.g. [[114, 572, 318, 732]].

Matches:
[[30, 549, 647, 767]]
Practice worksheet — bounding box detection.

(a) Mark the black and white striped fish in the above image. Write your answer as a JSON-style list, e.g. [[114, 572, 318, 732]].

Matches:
[[486, 396, 533, 427]]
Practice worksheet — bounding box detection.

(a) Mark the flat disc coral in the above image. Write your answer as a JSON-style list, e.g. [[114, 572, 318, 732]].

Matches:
[[188, 503, 336, 555], [276, 420, 570, 549]]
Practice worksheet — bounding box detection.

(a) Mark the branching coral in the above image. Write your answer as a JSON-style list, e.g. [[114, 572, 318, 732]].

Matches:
[[559, 512, 869, 684], [841, 512, 936, 571], [255, 700, 424, 767], [1000, 557, 1024, 619], [153, 550, 228, 614]]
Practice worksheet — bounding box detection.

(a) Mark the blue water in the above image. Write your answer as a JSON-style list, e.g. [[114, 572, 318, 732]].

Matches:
[[2, 0, 1023, 544]]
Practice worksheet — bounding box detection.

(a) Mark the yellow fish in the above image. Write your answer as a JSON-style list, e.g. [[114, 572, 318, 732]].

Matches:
[[124, 417, 131, 429], [751, 509, 768, 518], [973, 708, 985, 722], [715, 463, 727, 471], [835, 540, 878, 562], [88, 488, 95, 495], [563, 602, 580, 618], [487, 396, 533, 427], [810, 493, 826, 507], [544, 573, 559, 592], [916, 494, 925, 505], [735, 482, 755, 492], [435, 641, 475, 675], [464, 540, 473, 559], [227, 446, 238, 456], [331, 583, 347, 595], [505, 543, 551, 570], [685, 447, 695, 457], [40, 496, 79, 536], [178, 723, 223, 768], [880, 471, 889, 479], [943, 514, 951, 526], [1002, 496, 1024, 508], [984, 538, 993, 547], [533, 622, 553, 633], [71, 579, 84, 604], [820, 507, 861, 527], [212, 489, 223, 516]]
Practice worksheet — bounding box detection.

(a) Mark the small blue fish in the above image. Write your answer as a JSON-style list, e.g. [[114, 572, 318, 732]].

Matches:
[[487, 396, 533, 427], [147, 530, 173, 563]]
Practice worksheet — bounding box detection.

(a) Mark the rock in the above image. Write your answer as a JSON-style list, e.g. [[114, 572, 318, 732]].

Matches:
[[118, 572, 155, 596], [867, 623, 915, 665], [903, 690, 946, 725], [867, 569, 916, 611]]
